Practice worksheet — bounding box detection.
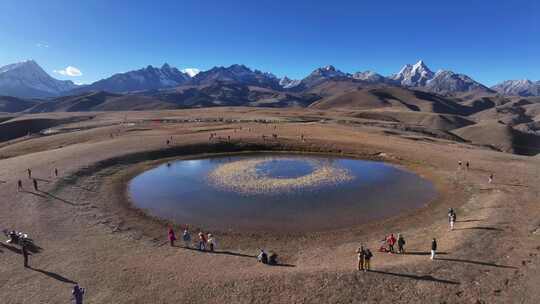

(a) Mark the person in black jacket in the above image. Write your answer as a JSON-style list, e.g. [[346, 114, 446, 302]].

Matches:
[[72, 284, 86, 304], [364, 248, 373, 271], [430, 238, 437, 260], [397, 234, 406, 254]]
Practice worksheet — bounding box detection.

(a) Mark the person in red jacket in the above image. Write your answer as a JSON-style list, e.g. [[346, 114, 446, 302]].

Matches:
[[387, 234, 397, 253], [168, 227, 176, 247], [198, 232, 207, 251]]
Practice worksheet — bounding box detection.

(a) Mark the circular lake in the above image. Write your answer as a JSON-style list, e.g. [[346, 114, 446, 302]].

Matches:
[[128, 153, 436, 232]]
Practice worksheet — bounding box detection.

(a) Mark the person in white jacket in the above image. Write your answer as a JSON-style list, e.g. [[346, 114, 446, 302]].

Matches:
[[207, 233, 216, 252]]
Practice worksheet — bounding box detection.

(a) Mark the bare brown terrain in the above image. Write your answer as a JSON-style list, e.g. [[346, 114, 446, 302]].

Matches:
[[1, 108, 540, 303]]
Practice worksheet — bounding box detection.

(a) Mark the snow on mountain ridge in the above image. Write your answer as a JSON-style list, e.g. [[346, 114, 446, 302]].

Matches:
[[182, 68, 200, 77], [491, 79, 540, 96], [279, 76, 301, 89], [425, 70, 491, 93]]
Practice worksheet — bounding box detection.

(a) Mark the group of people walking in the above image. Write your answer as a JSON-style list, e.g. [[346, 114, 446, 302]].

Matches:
[[355, 208, 458, 269], [168, 228, 216, 252], [458, 160, 493, 184], [17, 167, 59, 192], [379, 233, 406, 254], [457, 160, 470, 170]]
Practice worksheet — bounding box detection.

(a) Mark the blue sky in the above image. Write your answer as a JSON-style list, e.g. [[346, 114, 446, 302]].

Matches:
[[1, 0, 538, 86]]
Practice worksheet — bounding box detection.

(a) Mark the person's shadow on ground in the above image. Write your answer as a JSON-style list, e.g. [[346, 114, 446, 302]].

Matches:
[[367, 270, 460, 285], [1, 242, 42, 254], [22, 189, 84, 206], [176, 246, 296, 267], [29, 267, 77, 284], [401, 251, 448, 256], [435, 257, 516, 269]]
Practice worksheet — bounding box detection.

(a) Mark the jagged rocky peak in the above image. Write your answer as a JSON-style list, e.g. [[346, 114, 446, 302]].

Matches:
[[279, 76, 301, 89], [190, 64, 281, 89], [352, 70, 386, 83], [309, 65, 346, 77], [392, 60, 434, 86]]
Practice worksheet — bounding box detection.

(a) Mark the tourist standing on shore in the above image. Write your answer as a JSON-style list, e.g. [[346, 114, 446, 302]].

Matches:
[[356, 246, 365, 271], [182, 229, 191, 248], [430, 238, 437, 260], [387, 234, 396, 253], [257, 249, 268, 264], [168, 227, 176, 247], [397, 234, 405, 254], [198, 232, 207, 251], [466, 161, 470, 170], [27, 168, 32, 179], [54, 168, 58, 177], [72, 284, 85, 304], [489, 173, 494, 184], [33, 179, 38, 191], [364, 248, 373, 271], [17, 180, 22, 192], [448, 208, 456, 231], [449, 211, 457, 231], [207, 234, 216, 252]]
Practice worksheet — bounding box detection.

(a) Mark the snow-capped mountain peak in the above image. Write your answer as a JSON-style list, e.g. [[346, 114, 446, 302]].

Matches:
[[391, 60, 434, 87], [322, 65, 336, 71], [0, 60, 76, 98], [182, 68, 200, 77], [412, 60, 427, 70]]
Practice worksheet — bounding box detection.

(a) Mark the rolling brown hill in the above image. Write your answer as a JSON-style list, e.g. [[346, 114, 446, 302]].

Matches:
[[0, 115, 93, 142], [24, 91, 182, 113], [452, 120, 540, 155], [309, 86, 473, 115], [25, 91, 123, 113], [0, 96, 40, 113], [349, 110, 475, 131], [150, 83, 318, 108]]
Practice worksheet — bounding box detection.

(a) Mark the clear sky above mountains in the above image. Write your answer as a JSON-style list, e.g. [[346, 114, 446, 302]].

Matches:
[[1, 0, 538, 86]]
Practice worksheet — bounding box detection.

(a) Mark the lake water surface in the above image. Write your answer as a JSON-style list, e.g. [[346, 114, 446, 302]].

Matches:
[[128, 153, 436, 232]]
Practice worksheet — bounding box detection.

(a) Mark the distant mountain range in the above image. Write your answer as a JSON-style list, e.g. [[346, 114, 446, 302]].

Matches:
[[491, 79, 540, 97], [190, 64, 281, 89], [0, 60, 538, 103], [71, 64, 191, 94]]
